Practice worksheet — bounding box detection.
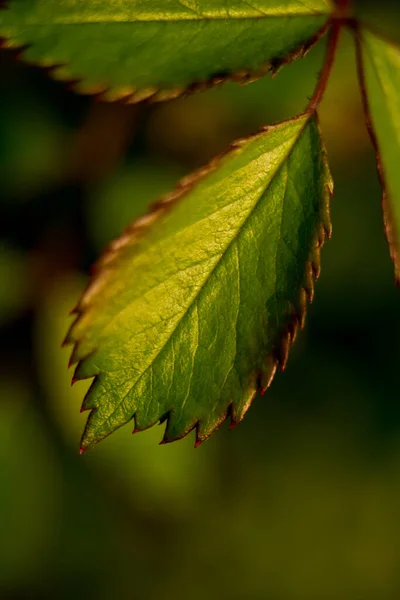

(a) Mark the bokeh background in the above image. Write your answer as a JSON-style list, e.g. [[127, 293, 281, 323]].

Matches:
[[1, 2, 400, 598]]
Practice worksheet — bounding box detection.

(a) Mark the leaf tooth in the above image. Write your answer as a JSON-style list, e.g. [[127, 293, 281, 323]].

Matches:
[[62, 328, 74, 348], [288, 316, 299, 344], [229, 69, 251, 83], [327, 177, 334, 197], [303, 262, 315, 303], [69, 304, 80, 315], [154, 189, 183, 207], [78, 273, 110, 311], [295, 288, 308, 329], [310, 246, 321, 280], [275, 330, 291, 372], [52, 68, 106, 98], [270, 60, 285, 78], [227, 402, 239, 430], [133, 414, 167, 436], [107, 233, 133, 253], [226, 401, 250, 431], [322, 210, 332, 239], [73, 80, 108, 96], [0, 36, 19, 50], [99, 86, 136, 103], [230, 388, 257, 426], [268, 22, 328, 80], [229, 138, 250, 150], [321, 184, 333, 239], [187, 81, 216, 95], [158, 412, 169, 425], [81, 380, 101, 412], [161, 414, 198, 445], [95, 252, 116, 271], [196, 400, 247, 445], [68, 353, 78, 369], [96, 240, 131, 270], [151, 88, 186, 103], [317, 224, 326, 248], [133, 211, 164, 231], [50, 64, 76, 82], [130, 415, 165, 437], [260, 355, 278, 394], [208, 75, 226, 86], [73, 359, 98, 384], [130, 88, 160, 103], [194, 422, 217, 447], [179, 167, 212, 189], [240, 64, 271, 86]]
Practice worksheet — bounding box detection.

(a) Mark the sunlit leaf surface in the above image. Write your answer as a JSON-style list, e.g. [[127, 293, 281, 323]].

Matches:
[[0, 0, 332, 100], [66, 113, 332, 451]]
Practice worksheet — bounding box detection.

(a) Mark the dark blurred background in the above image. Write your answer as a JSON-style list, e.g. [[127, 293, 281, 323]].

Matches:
[[1, 2, 400, 599]]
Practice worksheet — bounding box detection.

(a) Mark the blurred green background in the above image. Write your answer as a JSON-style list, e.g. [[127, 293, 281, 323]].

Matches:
[[1, 3, 400, 599]]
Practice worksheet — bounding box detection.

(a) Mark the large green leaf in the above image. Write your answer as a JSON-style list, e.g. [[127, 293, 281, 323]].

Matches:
[[66, 113, 332, 451], [357, 29, 400, 282], [0, 0, 333, 101]]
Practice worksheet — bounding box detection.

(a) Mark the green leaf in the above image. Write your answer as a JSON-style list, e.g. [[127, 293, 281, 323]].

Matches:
[[0, 0, 333, 101], [357, 29, 400, 282], [68, 113, 332, 451], [66, 113, 332, 451]]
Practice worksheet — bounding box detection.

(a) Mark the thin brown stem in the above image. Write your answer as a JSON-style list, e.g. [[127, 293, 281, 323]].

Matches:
[[306, 19, 342, 114], [335, 0, 351, 14]]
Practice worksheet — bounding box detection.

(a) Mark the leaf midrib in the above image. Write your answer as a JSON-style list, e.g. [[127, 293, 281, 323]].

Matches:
[[2, 12, 330, 26], [95, 117, 309, 432]]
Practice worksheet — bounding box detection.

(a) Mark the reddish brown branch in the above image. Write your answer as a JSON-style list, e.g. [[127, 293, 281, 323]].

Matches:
[[335, 0, 351, 13], [306, 19, 342, 114]]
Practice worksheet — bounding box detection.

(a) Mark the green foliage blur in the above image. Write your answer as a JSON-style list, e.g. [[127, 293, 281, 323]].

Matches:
[[1, 5, 400, 598]]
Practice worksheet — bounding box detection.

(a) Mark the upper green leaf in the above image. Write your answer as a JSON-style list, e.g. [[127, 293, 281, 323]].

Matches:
[[66, 113, 332, 451], [0, 0, 333, 101], [358, 29, 400, 282]]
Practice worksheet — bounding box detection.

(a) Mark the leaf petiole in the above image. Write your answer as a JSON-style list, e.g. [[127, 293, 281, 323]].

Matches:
[[306, 19, 342, 114]]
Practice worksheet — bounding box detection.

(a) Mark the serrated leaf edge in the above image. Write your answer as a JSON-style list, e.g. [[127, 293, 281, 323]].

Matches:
[[0, 11, 331, 104], [65, 112, 333, 451]]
